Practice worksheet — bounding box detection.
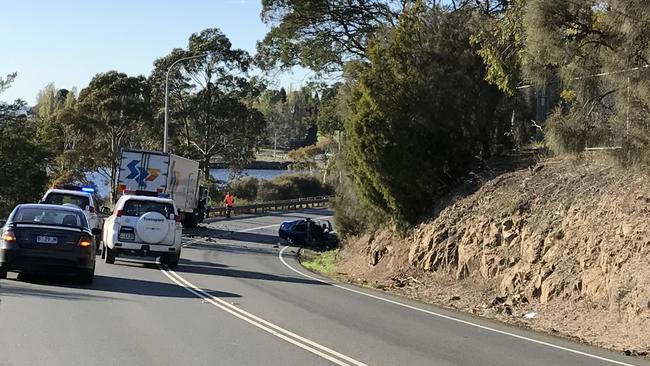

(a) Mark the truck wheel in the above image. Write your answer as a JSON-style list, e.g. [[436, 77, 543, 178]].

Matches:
[[183, 214, 198, 229], [95, 235, 102, 256], [104, 245, 116, 264]]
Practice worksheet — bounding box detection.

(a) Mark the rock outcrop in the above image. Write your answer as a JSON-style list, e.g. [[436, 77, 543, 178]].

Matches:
[[338, 156, 650, 355]]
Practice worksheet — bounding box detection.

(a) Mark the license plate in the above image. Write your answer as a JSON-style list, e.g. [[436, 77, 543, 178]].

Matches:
[[36, 236, 58, 244], [119, 232, 135, 241]]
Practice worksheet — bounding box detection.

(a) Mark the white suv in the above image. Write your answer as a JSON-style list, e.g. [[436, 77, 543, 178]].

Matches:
[[102, 193, 182, 269], [41, 186, 102, 248]]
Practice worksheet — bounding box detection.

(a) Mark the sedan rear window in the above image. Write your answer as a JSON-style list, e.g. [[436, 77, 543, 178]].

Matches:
[[122, 200, 175, 218], [43, 193, 90, 209], [14, 207, 88, 228]]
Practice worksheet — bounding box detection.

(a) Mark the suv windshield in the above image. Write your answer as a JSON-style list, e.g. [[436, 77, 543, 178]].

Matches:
[[13, 207, 88, 228], [122, 200, 175, 218], [43, 193, 90, 210]]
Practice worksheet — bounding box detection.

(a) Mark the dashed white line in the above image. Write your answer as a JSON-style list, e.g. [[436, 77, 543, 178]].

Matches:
[[278, 246, 639, 366], [159, 264, 367, 366]]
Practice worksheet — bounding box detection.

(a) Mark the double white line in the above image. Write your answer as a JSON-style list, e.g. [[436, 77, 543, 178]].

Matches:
[[159, 265, 367, 366]]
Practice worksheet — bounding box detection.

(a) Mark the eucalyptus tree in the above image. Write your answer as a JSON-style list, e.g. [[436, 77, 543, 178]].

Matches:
[[150, 28, 267, 175]]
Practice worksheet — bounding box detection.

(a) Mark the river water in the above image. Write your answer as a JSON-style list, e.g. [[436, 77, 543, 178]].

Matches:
[[210, 168, 301, 182], [90, 169, 301, 198]]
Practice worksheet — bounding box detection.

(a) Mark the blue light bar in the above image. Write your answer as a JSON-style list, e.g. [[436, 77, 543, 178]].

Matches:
[[81, 187, 95, 193]]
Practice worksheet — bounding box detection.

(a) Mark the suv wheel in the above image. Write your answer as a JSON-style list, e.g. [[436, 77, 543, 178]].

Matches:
[[162, 252, 180, 270], [104, 245, 116, 264]]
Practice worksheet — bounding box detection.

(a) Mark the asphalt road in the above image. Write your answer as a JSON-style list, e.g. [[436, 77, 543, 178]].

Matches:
[[0, 208, 647, 366]]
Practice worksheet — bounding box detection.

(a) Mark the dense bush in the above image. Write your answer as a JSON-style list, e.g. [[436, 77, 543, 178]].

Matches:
[[0, 118, 49, 216], [224, 174, 333, 203], [345, 6, 503, 229], [227, 176, 259, 202], [330, 172, 386, 238]]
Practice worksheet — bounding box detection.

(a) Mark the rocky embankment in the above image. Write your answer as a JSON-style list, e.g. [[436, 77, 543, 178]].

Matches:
[[337, 156, 650, 356]]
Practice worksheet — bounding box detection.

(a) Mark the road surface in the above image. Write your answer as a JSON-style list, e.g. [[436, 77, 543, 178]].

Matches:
[[0, 208, 646, 366]]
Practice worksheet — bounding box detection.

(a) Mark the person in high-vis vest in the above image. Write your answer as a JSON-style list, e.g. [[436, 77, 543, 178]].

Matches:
[[205, 195, 213, 218], [224, 192, 235, 218]]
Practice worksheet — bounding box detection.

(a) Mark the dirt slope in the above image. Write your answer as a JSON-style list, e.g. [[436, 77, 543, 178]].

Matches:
[[337, 155, 650, 356]]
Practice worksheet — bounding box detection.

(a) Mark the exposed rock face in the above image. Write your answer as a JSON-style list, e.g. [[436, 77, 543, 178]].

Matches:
[[407, 158, 650, 312], [338, 156, 650, 354]]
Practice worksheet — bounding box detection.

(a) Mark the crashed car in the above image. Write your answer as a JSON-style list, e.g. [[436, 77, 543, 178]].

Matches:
[[278, 218, 338, 249]]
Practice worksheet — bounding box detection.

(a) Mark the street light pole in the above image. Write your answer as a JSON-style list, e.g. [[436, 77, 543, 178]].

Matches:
[[163, 52, 214, 153]]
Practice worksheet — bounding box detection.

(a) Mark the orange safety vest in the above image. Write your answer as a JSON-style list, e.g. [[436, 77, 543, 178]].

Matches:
[[225, 194, 235, 206]]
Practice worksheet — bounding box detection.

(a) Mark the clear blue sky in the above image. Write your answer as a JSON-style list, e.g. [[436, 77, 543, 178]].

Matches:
[[0, 0, 310, 104]]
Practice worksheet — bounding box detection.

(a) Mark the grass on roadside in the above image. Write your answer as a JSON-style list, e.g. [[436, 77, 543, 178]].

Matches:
[[299, 249, 339, 277]]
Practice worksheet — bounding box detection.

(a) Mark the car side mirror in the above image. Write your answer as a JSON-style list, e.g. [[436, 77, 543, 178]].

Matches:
[[91, 228, 101, 236], [99, 207, 112, 216]]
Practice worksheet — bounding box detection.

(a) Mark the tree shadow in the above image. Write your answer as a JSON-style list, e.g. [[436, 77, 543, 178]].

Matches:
[[0, 280, 119, 301], [175, 258, 324, 286], [2, 272, 241, 300], [183, 226, 283, 247], [184, 242, 282, 256]]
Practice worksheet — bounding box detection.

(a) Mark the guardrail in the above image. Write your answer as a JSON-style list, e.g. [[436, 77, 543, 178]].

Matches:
[[208, 195, 334, 217]]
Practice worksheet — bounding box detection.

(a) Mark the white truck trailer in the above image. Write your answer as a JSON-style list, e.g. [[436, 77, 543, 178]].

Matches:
[[115, 149, 207, 227]]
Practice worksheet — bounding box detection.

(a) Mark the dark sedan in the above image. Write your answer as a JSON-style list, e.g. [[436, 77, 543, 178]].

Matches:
[[279, 218, 338, 249], [0, 204, 97, 283]]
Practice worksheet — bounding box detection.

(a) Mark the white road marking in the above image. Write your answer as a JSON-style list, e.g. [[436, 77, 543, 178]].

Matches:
[[159, 265, 367, 366], [182, 237, 203, 248], [278, 246, 639, 366]]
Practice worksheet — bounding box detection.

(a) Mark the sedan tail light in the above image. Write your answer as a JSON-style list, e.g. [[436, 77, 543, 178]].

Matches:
[[78, 235, 93, 248], [2, 231, 16, 242], [115, 210, 123, 218]]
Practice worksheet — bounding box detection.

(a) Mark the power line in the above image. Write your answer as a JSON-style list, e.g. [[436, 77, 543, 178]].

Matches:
[[516, 64, 650, 90]]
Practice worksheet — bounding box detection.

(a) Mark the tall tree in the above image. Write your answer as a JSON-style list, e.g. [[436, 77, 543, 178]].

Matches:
[[257, 0, 404, 73], [76, 71, 153, 200], [0, 72, 16, 95], [151, 28, 267, 175], [346, 3, 503, 227], [34, 83, 84, 183], [0, 78, 49, 215]]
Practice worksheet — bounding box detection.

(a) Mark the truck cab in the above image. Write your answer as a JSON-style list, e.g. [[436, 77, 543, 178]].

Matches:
[[116, 149, 206, 228]]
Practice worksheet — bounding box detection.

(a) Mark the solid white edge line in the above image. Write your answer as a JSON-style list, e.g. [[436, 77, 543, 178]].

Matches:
[[278, 246, 639, 366], [159, 265, 367, 366]]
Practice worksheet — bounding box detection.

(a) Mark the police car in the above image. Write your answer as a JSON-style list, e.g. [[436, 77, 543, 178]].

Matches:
[[41, 185, 103, 249], [102, 191, 182, 269]]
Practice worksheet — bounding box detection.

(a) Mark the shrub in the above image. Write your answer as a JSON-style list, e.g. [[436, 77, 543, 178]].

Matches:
[[330, 172, 387, 238], [257, 174, 333, 202], [227, 176, 259, 201]]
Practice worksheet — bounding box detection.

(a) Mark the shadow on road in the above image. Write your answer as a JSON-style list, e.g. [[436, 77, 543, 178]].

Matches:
[[1, 273, 242, 300], [0, 280, 119, 301], [187, 242, 282, 256], [175, 259, 324, 286]]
